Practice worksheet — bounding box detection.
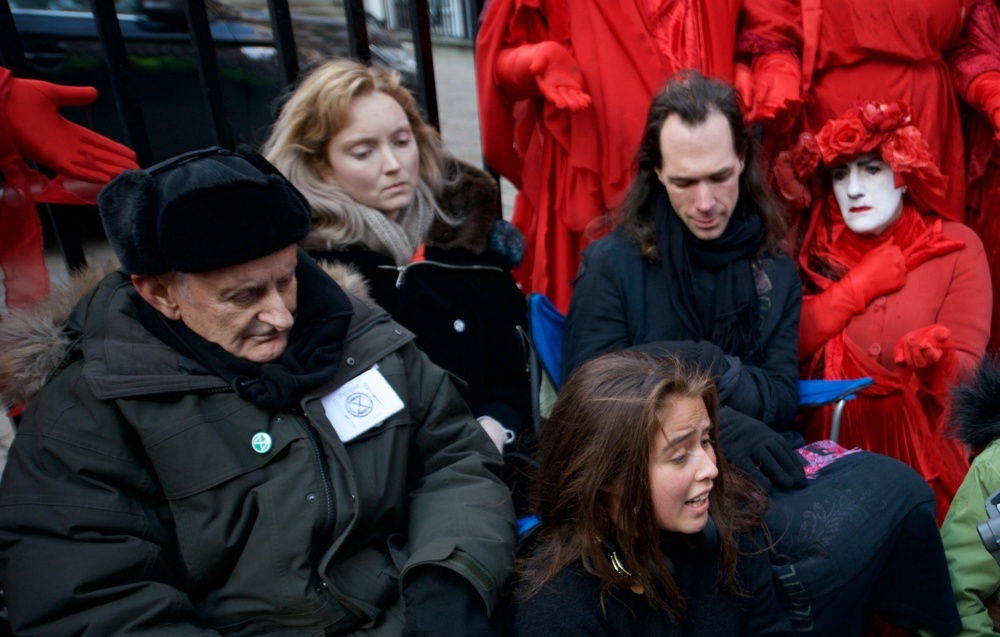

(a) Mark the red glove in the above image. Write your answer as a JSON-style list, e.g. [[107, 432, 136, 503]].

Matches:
[[894, 324, 953, 370], [841, 241, 907, 309], [6, 77, 138, 183], [966, 71, 1000, 141], [734, 62, 754, 115], [742, 53, 801, 131], [495, 41, 592, 111], [799, 242, 906, 359], [893, 324, 958, 397]]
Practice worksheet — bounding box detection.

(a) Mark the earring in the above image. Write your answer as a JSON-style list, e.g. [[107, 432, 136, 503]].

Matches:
[[633, 505, 640, 514]]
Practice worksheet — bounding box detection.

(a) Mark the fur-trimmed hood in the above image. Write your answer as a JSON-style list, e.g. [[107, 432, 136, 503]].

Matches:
[[0, 261, 116, 410], [0, 256, 372, 411], [950, 355, 1000, 453]]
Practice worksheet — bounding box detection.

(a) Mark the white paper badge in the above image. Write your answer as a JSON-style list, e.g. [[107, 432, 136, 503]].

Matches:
[[321, 366, 404, 442]]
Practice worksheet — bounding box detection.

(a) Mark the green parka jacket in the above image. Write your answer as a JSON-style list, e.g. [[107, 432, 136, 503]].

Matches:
[[0, 267, 516, 636]]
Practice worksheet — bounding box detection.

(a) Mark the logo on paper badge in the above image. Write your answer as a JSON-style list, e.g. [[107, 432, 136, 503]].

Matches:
[[321, 366, 405, 442], [346, 393, 374, 418]]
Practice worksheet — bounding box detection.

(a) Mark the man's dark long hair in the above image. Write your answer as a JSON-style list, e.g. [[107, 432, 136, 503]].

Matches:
[[616, 70, 787, 261]]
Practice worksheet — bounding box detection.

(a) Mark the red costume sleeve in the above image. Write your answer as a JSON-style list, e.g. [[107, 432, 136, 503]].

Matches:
[[946, 0, 1000, 94], [736, 0, 803, 60], [0, 67, 51, 307], [475, 0, 519, 188], [929, 223, 992, 379], [798, 241, 907, 360]]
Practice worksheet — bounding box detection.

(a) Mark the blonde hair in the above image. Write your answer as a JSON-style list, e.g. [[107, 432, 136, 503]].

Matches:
[[262, 59, 447, 248]]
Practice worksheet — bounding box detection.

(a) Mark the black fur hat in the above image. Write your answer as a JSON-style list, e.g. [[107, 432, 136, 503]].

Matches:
[[950, 354, 1000, 453], [98, 146, 312, 274]]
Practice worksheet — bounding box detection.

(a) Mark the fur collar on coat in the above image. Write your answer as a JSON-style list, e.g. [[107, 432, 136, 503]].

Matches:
[[951, 355, 1000, 454]]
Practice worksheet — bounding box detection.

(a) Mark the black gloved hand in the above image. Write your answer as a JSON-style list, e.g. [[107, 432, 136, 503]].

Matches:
[[716, 407, 807, 491], [403, 566, 495, 637], [632, 340, 729, 381]]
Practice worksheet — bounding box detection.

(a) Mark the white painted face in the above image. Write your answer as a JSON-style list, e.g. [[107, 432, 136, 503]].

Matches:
[[831, 153, 905, 235]]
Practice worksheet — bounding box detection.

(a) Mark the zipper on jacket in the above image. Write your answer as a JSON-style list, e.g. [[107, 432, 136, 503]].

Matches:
[[374, 260, 505, 289], [292, 410, 337, 540]]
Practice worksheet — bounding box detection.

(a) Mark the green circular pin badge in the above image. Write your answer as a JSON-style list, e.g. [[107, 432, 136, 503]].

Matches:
[[252, 432, 272, 454]]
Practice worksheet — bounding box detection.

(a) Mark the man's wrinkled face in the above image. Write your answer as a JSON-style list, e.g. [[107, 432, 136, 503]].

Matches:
[[166, 245, 299, 363], [655, 110, 745, 241]]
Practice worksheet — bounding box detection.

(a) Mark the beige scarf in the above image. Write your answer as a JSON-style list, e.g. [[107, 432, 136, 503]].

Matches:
[[358, 183, 437, 265], [302, 180, 439, 266]]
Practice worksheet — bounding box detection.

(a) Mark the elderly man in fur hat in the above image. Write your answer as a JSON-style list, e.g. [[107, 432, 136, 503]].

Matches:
[[0, 146, 515, 636]]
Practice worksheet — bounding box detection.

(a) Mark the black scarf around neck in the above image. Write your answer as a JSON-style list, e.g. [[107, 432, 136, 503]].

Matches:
[[652, 190, 764, 362], [139, 250, 354, 409]]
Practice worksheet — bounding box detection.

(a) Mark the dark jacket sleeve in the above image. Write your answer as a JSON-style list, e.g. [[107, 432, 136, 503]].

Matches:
[[737, 531, 796, 636], [723, 255, 802, 431], [0, 373, 221, 636], [562, 241, 632, 381], [470, 270, 530, 434], [398, 342, 517, 615]]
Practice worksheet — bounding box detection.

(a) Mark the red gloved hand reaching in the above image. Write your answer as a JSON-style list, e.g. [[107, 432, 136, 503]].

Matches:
[[495, 41, 592, 111], [966, 71, 1000, 141], [894, 324, 952, 370], [6, 77, 138, 183], [893, 324, 959, 397], [737, 53, 801, 131]]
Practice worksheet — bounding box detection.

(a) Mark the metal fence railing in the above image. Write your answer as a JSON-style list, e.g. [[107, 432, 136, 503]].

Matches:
[[376, 0, 476, 40]]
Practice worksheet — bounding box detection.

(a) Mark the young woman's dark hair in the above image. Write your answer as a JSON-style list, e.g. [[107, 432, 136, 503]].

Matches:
[[517, 350, 769, 616], [615, 70, 787, 260]]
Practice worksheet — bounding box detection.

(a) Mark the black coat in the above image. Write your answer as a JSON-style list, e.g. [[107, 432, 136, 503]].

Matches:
[[563, 217, 802, 431], [311, 244, 529, 433], [507, 531, 793, 637]]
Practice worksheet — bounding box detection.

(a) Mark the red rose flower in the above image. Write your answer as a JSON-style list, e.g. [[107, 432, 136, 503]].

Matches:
[[815, 114, 868, 164], [790, 133, 821, 178], [880, 126, 933, 173], [856, 100, 911, 133], [773, 150, 812, 209]]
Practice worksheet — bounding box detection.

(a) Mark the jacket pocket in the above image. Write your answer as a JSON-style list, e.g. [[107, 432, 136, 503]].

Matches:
[[134, 397, 328, 620]]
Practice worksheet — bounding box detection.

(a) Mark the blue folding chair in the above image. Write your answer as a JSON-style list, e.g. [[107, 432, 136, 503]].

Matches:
[[797, 377, 873, 443], [525, 292, 566, 429]]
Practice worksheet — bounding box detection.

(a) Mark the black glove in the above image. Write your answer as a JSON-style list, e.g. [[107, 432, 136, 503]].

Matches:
[[716, 407, 807, 491], [403, 566, 495, 637], [632, 340, 729, 381]]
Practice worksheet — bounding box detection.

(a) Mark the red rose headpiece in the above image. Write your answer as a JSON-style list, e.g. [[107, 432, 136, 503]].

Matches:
[[774, 100, 948, 214]]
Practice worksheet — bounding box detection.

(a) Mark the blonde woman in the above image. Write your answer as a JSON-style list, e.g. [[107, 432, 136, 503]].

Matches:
[[263, 59, 530, 455]]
